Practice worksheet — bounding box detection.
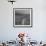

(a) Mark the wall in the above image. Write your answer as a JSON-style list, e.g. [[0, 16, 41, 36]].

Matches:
[[0, 0, 46, 42]]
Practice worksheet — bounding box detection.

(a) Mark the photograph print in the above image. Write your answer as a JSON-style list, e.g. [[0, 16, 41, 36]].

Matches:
[[13, 8, 32, 27]]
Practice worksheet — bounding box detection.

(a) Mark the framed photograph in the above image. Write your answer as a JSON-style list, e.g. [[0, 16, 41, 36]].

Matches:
[[13, 8, 33, 28]]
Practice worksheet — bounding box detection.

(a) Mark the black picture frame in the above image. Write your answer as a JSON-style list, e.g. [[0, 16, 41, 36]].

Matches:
[[13, 8, 33, 28]]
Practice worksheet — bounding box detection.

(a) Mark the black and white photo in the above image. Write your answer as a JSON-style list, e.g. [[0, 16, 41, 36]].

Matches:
[[13, 8, 32, 27]]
